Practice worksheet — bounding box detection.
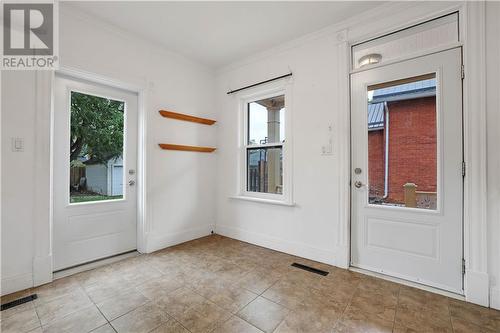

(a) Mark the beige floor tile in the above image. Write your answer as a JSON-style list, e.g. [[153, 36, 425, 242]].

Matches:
[[110, 302, 170, 333], [90, 324, 116, 333], [119, 262, 163, 286], [0, 307, 41, 333], [450, 317, 495, 333], [333, 310, 394, 333], [155, 287, 207, 318], [136, 275, 185, 301], [35, 289, 93, 325], [212, 316, 263, 333], [197, 283, 258, 313], [261, 279, 308, 310], [33, 276, 81, 306], [149, 320, 190, 333], [394, 302, 453, 332], [237, 269, 282, 294], [449, 299, 500, 332], [274, 303, 341, 333], [174, 299, 232, 333], [344, 287, 398, 323], [42, 305, 106, 333], [74, 266, 117, 288], [237, 296, 289, 333], [83, 276, 135, 304], [96, 289, 149, 321], [4, 235, 500, 333]]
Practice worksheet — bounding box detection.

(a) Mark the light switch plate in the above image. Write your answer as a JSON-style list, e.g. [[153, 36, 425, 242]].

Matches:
[[11, 137, 24, 152]]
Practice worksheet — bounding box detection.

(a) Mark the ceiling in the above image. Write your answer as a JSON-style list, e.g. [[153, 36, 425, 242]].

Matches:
[[64, 1, 384, 69]]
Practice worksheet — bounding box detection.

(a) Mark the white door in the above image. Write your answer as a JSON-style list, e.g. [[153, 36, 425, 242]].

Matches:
[[53, 74, 138, 270], [350, 48, 463, 293]]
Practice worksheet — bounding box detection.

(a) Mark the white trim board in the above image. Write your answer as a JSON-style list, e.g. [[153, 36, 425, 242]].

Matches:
[[216, 225, 336, 266], [350, 267, 466, 302], [146, 225, 215, 254], [1, 273, 33, 296], [53, 251, 140, 280], [491, 288, 500, 310]]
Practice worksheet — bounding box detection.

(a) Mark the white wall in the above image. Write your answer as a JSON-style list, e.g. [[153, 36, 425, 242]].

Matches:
[[1, 5, 216, 294], [486, 1, 500, 309], [215, 34, 342, 264], [1, 71, 39, 293]]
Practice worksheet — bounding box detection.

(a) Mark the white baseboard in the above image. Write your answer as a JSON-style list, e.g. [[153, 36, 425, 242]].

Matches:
[[53, 251, 140, 280], [465, 270, 490, 307], [146, 224, 215, 253], [33, 255, 53, 287], [490, 287, 500, 310], [1, 272, 33, 296], [335, 245, 350, 269], [216, 225, 336, 265]]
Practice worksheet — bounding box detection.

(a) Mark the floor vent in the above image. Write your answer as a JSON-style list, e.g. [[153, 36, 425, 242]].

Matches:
[[1, 294, 38, 311], [291, 263, 329, 276]]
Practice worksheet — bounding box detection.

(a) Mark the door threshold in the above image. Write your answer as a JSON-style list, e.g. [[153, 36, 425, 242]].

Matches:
[[349, 266, 465, 301], [53, 250, 139, 280]]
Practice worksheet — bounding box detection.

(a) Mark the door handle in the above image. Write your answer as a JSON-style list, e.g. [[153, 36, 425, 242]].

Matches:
[[128, 180, 136, 186], [354, 181, 363, 188]]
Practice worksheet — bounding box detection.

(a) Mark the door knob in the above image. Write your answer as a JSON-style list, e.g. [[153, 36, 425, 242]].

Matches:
[[354, 181, 363, 188], [128, 180, 136, 186]]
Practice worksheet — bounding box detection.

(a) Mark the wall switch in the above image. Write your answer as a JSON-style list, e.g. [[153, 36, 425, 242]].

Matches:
[[321, 125, 333, 155], [11, 137, 24, 152]]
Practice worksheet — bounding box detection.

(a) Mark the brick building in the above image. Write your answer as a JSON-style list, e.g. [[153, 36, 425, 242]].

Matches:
[[368, 78, 437, 205]]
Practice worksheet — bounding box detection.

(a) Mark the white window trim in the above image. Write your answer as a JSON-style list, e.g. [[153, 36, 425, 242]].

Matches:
[[236, 81, 293, 205]]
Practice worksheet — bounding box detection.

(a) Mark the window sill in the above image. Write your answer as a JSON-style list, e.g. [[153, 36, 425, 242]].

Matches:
[[230, 195, 295, 207]]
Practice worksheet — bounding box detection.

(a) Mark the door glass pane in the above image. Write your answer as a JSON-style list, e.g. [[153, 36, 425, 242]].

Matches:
[[367, 74, 437, 210], [247, 147, 283, 194], [248, 95, 285, 145], [70, 91, 125, 203]]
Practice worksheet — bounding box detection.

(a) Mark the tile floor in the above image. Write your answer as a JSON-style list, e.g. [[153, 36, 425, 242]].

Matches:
[[1, 235, 499, 333]]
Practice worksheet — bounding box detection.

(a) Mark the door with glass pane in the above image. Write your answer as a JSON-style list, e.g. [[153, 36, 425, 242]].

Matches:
[[53, 74, 137, 270], [350, 48, 463, 293]]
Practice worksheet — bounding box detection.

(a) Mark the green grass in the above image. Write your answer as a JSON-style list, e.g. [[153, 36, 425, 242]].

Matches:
[[70, 194, 123, 203]]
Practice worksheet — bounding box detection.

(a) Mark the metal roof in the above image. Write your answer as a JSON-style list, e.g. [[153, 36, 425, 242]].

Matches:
[[371, 78, 436, 103], [368, 103, 385, 130], [368, 78, 436, 129]]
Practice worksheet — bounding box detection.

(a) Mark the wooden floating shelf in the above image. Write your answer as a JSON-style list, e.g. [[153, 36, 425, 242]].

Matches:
[[158, 143, 216, 153], [159, 110, 216, 125]]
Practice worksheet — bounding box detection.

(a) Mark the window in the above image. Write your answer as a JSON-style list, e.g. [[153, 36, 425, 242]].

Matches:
[[69, 91, 125, 203], [367, 74, 437, 210], [242, 92, 289, 202]]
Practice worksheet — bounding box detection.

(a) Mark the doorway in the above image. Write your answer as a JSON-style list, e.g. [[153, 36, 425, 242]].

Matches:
[[350, 48, 464, 293], [53, 74, 138, 271]]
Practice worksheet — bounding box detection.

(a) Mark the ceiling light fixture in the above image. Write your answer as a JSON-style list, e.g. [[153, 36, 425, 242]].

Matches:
[[358, 53, 382, 67]]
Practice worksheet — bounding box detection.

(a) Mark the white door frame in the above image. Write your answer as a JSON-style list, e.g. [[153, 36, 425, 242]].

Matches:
[[335, 2, 489, 306], [32, 66, 148, 286]]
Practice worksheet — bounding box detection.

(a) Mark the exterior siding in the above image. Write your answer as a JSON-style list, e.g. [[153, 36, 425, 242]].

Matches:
[[86, 164, 108, 195]]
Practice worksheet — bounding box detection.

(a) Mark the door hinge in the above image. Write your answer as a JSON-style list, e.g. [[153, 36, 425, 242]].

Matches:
[[462, 161, 466, 177], [461, 65, 465, 80], [462, 259, 466, 275]]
